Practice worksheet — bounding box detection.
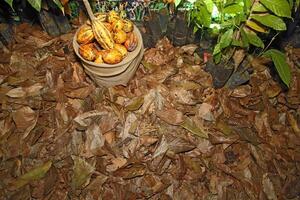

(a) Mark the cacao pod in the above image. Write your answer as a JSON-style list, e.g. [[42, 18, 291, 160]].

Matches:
[[112, 20, 124, 32], [92, 19, 115, 50], [114, 44, 128, 58], [114, 30, 127, 44], [94, 53, 104, 64], [102, 49, 123, 64], [124, 32, 138, 52], [79, 43, 97, 61], [86, 13, 106, 25], [122, 19, 134, 33], [103, 22, 113, 32], [108, 10, 120, 24], [76, 25, 94, 44]]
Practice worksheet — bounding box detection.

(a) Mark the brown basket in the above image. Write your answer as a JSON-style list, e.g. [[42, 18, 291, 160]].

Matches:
[[73, 25, 144, 87]]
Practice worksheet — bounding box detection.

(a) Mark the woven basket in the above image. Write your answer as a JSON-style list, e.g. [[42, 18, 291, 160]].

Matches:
[[73, 25, 144, 87]]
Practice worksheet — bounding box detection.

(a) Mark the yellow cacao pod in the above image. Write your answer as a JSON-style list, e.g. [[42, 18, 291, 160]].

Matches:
[[114, 44, 128, 58], [124, 32, 138, 52], [79, 43, 97, 61], [112, 20, 124, 32], [76, 25, 94, 44], [94, 53, 104, 64], [108, 10, 120, 24], [102, 49, 123, 64], [92, 19, 115, 50], [122, 19, 134, 33], [103, 22, 113, 32], [114, 30, 127, 44]]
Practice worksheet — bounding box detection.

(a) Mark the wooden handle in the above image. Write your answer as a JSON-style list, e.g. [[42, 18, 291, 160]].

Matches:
[[83, 0, 95, 21]]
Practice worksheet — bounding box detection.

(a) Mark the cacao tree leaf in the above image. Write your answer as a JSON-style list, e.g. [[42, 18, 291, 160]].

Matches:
[[251, 14, 286, 31], [219, 28, 234, 49], [213, 43, 221, 55], [260, 0, 291, 18], [4, 0, 14, 9], [240, 28, 249, 47], [246, 20, 268, 33], [263, 49, 291, 87], [252, 2, 268, 12], [52, 0, 64, 14], [224, 3, 244, 14], [10, 161, 52, 190], [27, 0, 42, 12], [196, 4, 211, 27], [244, 29, 265, 48], [175, 0, 182, 7]]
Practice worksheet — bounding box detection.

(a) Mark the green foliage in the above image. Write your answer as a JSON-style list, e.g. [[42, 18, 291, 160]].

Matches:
[[27, 0, 42, 12], [189, 0, 293, 86], [4, 0, 64, 13], [263, 49, 291, 87]]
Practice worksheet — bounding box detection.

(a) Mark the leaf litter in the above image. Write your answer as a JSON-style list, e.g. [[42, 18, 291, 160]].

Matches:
[[0, 24, 299, 199]]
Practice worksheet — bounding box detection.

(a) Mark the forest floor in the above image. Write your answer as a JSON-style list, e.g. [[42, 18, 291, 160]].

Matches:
[[0, 23, 300, 200]]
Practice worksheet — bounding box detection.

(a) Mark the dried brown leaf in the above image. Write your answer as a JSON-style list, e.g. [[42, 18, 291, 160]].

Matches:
[[156, 108, 184, 125]]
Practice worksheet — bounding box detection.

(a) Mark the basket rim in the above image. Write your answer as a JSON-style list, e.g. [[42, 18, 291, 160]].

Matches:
[[73, 24, 143, 68]]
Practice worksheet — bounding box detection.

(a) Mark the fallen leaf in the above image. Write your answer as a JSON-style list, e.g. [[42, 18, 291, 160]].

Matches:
[[12, 106, 38, 138], [124, 96, 144, 112], [156, 108, 184, 125], [262, 174, 277, 200], [180, 118, 208, 139], [9, 161, 52, 190], [71, 156, 95, 190], [197, 103, 215, 121], [74, 110, 108, 127], [84, 123, 105, 157]]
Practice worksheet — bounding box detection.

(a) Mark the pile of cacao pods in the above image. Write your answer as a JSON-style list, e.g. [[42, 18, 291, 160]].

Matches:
[[76, 11, 138, 65]]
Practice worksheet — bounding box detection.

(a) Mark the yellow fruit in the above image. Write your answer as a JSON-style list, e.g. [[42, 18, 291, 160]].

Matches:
[[108, 10, 120, 24], [112, 20, 125, 32], [94, 54, 104, 64], [79, 43, 97, 61], [124, 32, 138, 52], [114, 30, 127, 44], [95, 13, 107, 21], [102, 49, 123, 64], [122, 19, 134, 33], [103, 22, 113, 32], [114, 44, 128, 58], [92, 19, 115, 50], [76, 25, 94, 44]]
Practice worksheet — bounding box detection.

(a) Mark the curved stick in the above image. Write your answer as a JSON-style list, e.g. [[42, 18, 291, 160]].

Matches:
[[83, 0, 95, 21]]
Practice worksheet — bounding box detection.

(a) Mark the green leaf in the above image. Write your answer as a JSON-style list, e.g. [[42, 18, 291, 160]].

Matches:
[[219, 28, 234, 49], [27, 0, 42, 12], [252, 2, 268, 12], [195, 4, 212, 27], [251, 14, 286, 30], [10, 161, 52, 190], [240, 28, 249, 47], [224, 4, 244, 14], [244, 29, 265, 48], [4, 0, 14, 9], [203, 0, 214, 13], [263, 49, 291, 87], [213, 43, 221, 55], [214, 52, 222, 64], [260, 0, 291, 18], [175, 0, 182, 7], [52, 0, 64, 14]]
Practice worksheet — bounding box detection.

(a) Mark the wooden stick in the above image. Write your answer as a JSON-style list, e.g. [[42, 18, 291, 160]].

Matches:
[[82, 0, 95, 21]]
